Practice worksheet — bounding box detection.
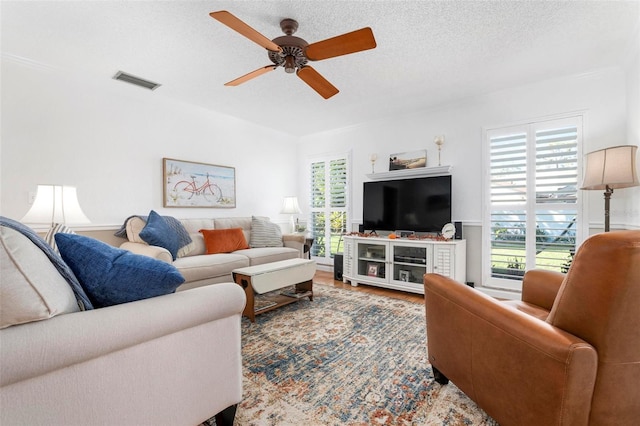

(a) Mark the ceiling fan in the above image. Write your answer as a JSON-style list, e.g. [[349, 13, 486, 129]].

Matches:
[[210, 11, 377, 99]]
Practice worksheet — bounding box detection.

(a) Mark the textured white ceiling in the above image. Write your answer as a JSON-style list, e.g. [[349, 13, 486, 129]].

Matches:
[[2, 1, 639, 137]]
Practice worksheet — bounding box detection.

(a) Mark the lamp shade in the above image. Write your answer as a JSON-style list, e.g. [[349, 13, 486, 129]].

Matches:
[[280, 196, 302, 214], [581, 145, 639, 190], [21, 185, 91, 225]]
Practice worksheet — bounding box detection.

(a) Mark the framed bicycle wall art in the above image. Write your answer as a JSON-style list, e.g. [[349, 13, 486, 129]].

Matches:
[[163, 158, 236, 208]]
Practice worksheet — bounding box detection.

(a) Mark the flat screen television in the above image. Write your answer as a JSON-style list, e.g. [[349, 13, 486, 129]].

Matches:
[[363, 175, 452, 233]]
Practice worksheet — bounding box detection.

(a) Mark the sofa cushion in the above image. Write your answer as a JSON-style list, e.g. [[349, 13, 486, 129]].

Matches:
[[200, 228, 249, 254], [249, 216, 284, 248], [56, 233, 185, 308], [173, 253, 250, 283], [1, 226, 80, 329], [213, 217, 252, 230], [139, 210, 181, 260], [235, 247, 299, 266], [180, 218, 215, 234], [182, 233, 206, 257]]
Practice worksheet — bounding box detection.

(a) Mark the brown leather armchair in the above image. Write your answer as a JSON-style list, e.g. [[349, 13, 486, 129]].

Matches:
[[424, 230, 640, 425]]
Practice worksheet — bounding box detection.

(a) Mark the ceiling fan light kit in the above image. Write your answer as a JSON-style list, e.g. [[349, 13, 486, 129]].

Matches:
[[210, 11, 377, 99]]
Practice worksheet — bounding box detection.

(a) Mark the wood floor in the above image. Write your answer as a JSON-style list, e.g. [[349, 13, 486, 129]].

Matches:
[[313, 270, 424, 304]]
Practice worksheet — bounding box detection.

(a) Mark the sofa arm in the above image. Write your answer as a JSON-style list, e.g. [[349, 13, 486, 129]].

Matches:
[[1, 283, 245, 425], [521, 269, 565, 310], [120, 241, 173, 263], [283, 233, 305, 257], [424, 273, 597, 426], [1, 283, 246, 387]]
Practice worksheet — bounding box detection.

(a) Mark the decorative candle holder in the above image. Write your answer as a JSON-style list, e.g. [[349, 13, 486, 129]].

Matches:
[[434, 135, 445, 166], [370, 153, 378, 173]]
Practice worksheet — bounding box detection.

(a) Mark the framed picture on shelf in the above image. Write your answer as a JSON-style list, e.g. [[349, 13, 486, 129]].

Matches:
[[367, 263, 379, 277], [389, 150, 427, 171], [399, 270, 410, 282]]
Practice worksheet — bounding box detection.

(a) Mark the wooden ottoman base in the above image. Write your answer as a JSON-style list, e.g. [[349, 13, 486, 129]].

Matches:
[[232, 259, 316, 322]]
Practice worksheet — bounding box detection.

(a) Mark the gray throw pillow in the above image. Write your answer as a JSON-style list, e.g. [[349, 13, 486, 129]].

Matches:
[[249, 216, 283, 248]]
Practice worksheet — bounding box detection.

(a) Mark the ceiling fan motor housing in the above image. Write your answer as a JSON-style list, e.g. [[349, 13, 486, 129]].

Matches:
[[269, 19, 309, 73]]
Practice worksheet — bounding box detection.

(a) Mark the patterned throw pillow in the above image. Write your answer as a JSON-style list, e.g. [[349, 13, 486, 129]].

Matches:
[[199, 228, 249, 254], [44, 223, 75, 254], [138, 210, 180, 260], [55, 233, 185, 308], [249, 216, 284, 248]]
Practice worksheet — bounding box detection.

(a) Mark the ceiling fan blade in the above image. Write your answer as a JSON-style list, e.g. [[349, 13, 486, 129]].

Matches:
[[210, 11, 282, 53], [306, 27, 376, 61], [297, 66, 339, 99], [225, 65, 277, 86]]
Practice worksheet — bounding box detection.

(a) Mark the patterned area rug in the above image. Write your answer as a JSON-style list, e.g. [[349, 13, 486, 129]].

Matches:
[[206, 284, 498, 426]]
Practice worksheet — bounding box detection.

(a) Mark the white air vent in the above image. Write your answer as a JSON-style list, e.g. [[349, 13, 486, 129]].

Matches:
[[112, 71, 161, 90]]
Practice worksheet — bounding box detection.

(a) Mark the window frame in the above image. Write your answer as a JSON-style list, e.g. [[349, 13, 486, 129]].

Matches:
[[306, 151, 351, 265]]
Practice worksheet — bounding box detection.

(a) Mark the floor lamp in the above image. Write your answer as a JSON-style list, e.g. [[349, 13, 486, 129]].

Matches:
[[580, 145, 639, 232], [21, 185, 91, 248], [280, 196, 302, 233]]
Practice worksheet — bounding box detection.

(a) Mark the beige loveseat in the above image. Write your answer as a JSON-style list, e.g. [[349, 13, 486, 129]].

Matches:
[[0, 217, 245, 425], [120, 216, 306, 291]]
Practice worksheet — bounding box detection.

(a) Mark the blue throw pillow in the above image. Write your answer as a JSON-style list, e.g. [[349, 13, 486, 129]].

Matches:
[[138, 210, 180, 260], [55, 233, 185, 308]]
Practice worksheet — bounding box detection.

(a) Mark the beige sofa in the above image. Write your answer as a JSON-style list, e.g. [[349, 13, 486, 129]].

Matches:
[[0, 218, 246, 425], [120, 216, 306, 291]]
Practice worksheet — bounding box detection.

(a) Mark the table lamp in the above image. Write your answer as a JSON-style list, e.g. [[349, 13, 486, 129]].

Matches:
[[280, 196, 302, 233], [580, 145, 639, 232], [21, 184, 91, 247]]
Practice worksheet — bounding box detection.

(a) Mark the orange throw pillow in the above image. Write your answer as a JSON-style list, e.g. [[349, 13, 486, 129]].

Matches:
[[199, 228, 249, 254]]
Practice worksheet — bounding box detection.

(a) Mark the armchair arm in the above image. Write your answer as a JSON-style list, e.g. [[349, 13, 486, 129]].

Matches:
[[120, 241, 173, 263], [424, 273, 597, 426], [521, 269, 565, 310]]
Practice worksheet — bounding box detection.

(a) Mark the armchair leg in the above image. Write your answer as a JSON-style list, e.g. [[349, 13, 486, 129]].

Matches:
[[214, 404, 237, 426], [432, 366, 450, 385]]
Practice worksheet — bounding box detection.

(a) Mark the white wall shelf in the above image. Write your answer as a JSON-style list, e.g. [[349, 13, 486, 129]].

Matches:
[[366, 165, 452, 180]]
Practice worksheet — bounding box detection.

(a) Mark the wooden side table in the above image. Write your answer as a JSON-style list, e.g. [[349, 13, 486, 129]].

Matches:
[[303, 237, 314, 259]]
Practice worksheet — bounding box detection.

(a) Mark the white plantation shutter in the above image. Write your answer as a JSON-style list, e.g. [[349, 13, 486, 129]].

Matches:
[[308, 154, 350, 262], [330, 158, 347, 208], [534, 126, 579, 271], [310, 162, 325, 209], [490, 132, 527, 206], [485, 117, 584, 290]]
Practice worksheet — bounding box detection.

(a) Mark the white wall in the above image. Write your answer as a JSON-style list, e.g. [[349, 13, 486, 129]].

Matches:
[[1, 58, 299, 228], [624, 29, 640, 228], [299, 66, 633, 229], [298, 66, 637, 287]]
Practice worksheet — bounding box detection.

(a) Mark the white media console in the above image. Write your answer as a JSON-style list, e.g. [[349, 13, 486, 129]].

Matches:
[[342, 235, 466, 294]]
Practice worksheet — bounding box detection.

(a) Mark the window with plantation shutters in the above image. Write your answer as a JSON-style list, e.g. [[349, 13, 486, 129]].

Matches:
[[484, 116, 584, 291], [308, 154, 350, 263]]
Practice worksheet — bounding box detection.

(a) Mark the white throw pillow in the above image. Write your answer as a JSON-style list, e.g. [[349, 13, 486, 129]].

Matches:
[[0, 226, 79, 329]]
